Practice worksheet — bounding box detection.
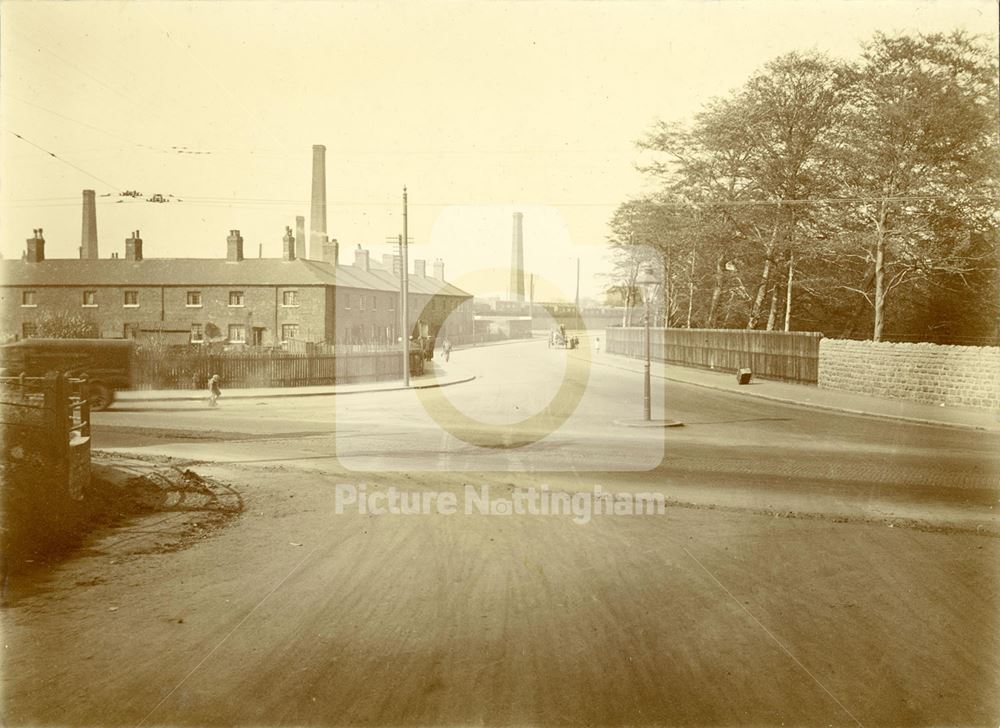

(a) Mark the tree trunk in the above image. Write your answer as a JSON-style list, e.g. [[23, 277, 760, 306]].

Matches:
[[783, 252, 794, 332], [707, 255, 725, 327], [872, 202, 889, 342], [765, 284, 779, 331], [686, 248, 696, 329], [747, 217, 781, 329]]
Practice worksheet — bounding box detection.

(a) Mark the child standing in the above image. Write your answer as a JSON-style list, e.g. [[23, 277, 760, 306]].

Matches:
[[208, 374, 222, 407]]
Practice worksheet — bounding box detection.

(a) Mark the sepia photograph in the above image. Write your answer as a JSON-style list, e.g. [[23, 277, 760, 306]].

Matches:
[[1, 0, 998, 725]]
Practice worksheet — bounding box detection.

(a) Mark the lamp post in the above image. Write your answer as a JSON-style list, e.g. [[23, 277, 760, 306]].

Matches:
[[636, 265, 660, 421]]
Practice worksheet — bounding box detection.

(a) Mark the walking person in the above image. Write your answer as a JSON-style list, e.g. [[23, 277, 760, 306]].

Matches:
[[208, 374, 222, 407], [443, 339, 452, 362]]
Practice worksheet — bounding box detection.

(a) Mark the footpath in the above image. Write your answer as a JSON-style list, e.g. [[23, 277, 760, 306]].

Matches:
[[115, 361, 475, 403], [584, 350, 1000, 433]]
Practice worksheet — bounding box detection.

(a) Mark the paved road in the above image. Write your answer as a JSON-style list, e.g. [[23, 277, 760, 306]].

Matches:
[[5, 340, 999, 726], [93, 339, 1000, 529]]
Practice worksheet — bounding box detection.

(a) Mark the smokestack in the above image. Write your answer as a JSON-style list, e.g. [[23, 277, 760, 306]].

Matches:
[[310, 144, 327, 260], [81, 189, 99, 259], [227, 229, 244, 262], [295, 215, 306, 260], [510, 212, 525, 302], [283, 226, 296, 261], [25, 228, 45, 263], [433, 258, 445, 281], [125, 230, 143, 261]]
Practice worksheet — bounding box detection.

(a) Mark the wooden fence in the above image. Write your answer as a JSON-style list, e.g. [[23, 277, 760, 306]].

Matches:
[[605, 327, 823, 383], [132, 349, 418, 390]]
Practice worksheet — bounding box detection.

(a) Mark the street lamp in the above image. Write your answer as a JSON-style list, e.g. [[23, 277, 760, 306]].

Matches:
[[636, 265, 660, 421]]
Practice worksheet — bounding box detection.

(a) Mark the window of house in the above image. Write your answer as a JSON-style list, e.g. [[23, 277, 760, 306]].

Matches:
[[82, 290, 97, 307], [359, 295, 365, 311], [282, 290, 298, 307], [281, 324, 300, 342], [186, 291, 202, 307], [371, 295, 377, 311], [124, 291, 139, 307], [389, 296, 395, 311], [344, 294, 351, 309], [124, 323, 138, 338], [22, 322, 37, 338], [191, 324, 204, 343], [229, 291, 245, 307], [228, 324, 246, 343], [21, 290, 36, 307]]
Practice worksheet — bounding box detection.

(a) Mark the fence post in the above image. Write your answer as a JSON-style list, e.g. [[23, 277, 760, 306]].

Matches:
[[42, 371, 68, 463]]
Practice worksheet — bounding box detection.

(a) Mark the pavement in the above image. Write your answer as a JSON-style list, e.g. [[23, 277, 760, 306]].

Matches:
[[114, 359, 475, 402], [584, 349, 1000, 433]]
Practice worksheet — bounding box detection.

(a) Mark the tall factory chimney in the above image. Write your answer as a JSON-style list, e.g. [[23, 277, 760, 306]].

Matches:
[[310, 144, 327, 260], [295, 215, 306, 260], [81, 189, 99, 259], [509, 212, 525, 302]]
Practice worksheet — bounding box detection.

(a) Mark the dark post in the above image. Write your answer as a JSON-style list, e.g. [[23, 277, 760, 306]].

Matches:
[[401, 186, 410, 388], [644, 302, 651, 421]]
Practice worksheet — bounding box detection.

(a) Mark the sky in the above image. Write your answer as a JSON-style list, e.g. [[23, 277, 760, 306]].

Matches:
[[2, 0, 997, 301]]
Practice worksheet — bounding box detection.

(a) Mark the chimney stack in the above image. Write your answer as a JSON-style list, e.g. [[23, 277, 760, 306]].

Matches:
[[310, 144, 327, 260], [414, 259, 426, 277], [322, 237, 339, 266], [382, 254, 402, 275], [25, 228, 45, 263], [510, 212, 525, 302], [433, 258, 445, 281], [295, 215, 307, 260], [353, 244, 370, 271], [125, 230, 143, 261], [227, 230, 244, 262], [81, 189, 99, 260], [283, 226, 296, 261]]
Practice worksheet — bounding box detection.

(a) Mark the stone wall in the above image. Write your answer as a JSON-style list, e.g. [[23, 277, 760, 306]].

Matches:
[[819, 339, 1000, 410]]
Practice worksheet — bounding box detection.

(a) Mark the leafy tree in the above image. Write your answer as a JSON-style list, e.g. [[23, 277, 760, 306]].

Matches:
[[35, 310, 99, 338], [831, 31, 999, 340]]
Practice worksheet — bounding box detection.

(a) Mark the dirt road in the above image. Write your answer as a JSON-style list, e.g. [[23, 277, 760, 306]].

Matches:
[[4, 462, 998, 726]]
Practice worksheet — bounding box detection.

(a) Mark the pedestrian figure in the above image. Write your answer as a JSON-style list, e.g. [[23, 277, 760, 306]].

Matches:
[[443, 339, 452, 362], [208, 374, 221, 407]]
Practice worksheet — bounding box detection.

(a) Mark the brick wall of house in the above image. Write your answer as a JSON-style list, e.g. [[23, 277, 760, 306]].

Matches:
[[818, 338, 1000, 410], [3, 283, 473, 347], [2, 284, 329, 346]]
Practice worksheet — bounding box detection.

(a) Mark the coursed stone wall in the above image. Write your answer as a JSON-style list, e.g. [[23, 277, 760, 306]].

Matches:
[[819, 338, 1000, 410]]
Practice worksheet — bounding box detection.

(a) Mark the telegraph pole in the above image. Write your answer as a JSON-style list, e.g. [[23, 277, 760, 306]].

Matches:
[[401, 186, 410, 387]]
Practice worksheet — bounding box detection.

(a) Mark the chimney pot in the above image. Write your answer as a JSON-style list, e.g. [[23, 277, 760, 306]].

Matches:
[[414, 259, 426, 277], [283, 226, 296, 261], [433, 258, 445, 281], [126, 231, 143, 261], [353, 245, 370, 272], [227, 229, 244, 262], [25, 228, 45, 263], [322, 237, 339, 266]]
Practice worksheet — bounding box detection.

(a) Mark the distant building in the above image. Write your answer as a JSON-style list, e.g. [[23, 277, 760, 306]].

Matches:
[[1, 229, 473, 347]]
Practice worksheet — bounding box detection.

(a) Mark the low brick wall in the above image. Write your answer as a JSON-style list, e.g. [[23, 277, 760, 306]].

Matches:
[[819, 339, 1000, 410]]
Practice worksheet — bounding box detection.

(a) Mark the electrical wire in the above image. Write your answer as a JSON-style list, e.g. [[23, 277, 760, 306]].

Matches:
[[5, 130, 121, 192]]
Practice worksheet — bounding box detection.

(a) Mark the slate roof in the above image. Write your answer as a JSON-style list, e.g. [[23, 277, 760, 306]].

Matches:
[[0, 257, 471, 298]]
